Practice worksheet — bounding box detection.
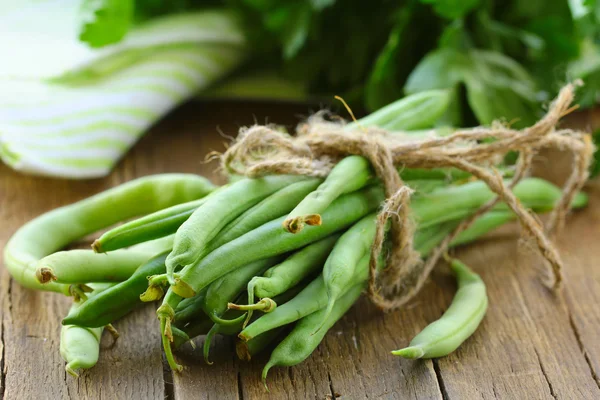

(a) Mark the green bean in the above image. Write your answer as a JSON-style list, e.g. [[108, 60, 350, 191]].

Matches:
[[262, 283, 364, 385], [238, 245, 383, 342], [173, 287, 208, 325], [283, 156, 373, 233], [345, 89, 451, 131], [392, 257, 487, 359], [4, 173, 212, 294], [209, 178, 322, 250], [93, 197, 209, 253], [400, 168, 471, 182], [411, 177, 573, 229], [62, 251, 170, 328], [166, 175, 307, 283], [60, 283, 114, 377], [241, 235, 340, 325], [203, 283, 308, 364], [35, 248, 156, 285], [320, 213, 377, 330], [404, 179, 450, 194], [415, 185, 589, 255], [203, 257, 281, 326], [61, 323, 103, 377]]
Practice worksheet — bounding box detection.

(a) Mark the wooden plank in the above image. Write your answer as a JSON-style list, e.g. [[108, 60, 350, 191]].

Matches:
[[313, 297, 443, 399], [172, 335, 241, 400], [561, 183, 600, 387]]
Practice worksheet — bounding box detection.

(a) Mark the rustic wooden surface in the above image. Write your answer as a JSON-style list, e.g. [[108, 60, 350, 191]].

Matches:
[[1, 101, 600, 400]]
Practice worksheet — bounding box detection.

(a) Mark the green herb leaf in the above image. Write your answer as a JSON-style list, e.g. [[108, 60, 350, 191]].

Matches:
[[79, 0, 135, 48]]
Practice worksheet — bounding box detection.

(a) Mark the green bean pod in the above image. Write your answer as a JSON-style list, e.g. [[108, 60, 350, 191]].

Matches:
[[60, 283, 114, 377], [244, 234, 340, 325], [208, 178, 323, 250], [173, 288, 208, 325], [35, 248, 156, 285], [410, 177, 579, 229], [283, 156, 373, 233], [392, 258, 488, 359], [321, 213, 377, 329], [203, 283, 307, 363], [400, 168, 471, 182], [262, 283, 364, 384], [166, 175, 307, 283], [345, 89, 451, 131], [61, 323, 103, 377], [4, 174, 212, 294], [93, 197, 209, 253], [62, 251, 170, 328], [203, 257, 281, 326]]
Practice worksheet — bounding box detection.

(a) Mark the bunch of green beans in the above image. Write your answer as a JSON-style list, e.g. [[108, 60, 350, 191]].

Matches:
[[2, 90, 589, 382]]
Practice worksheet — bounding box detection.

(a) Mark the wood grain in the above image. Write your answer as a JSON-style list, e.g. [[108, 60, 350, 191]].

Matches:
[[1, 101, 599, 399]]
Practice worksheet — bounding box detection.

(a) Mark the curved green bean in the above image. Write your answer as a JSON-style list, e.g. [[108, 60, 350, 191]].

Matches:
[[60, 283, 114, 377], [392, 258, 487, 359]]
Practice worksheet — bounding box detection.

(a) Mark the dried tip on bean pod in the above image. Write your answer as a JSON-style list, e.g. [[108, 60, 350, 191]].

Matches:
[[282, 214, 322, 234], [91, 240, 103, 253], [227, 298, 277, 313], [140, 273, 172, 302], [235, 340, 252, 362], [140, 285, 165, 302], [105, 324, 120, 341], [35, 267, 57, 284], [172, 278, 197, 298], [69, 284, 93, 302]]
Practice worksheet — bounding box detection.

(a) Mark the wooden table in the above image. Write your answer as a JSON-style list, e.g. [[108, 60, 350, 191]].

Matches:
[[1, 101, 600, 400]]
